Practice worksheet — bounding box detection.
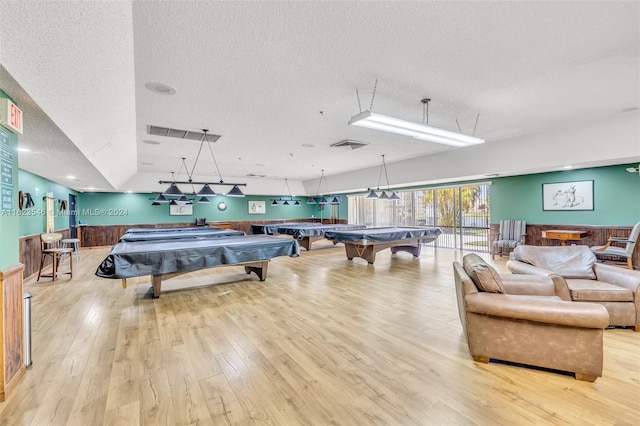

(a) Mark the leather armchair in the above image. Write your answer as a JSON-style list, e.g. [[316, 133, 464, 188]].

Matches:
[[507, 245, 640, 330], [454, 254, 609, 381]]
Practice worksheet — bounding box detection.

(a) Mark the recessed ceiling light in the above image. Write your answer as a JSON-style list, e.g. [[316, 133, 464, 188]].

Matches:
[[145, 82, 176, 95], [563, 165, 573, 169], [17, 147, 31, 152], [142, 140, 161, 145], [67, 175, 76, 179]]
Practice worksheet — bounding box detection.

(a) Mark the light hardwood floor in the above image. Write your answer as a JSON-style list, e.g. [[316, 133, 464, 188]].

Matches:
[[1, 241, 638, 425]]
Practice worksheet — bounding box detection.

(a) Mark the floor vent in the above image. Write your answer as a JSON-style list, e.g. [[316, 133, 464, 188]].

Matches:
[[147, 125, 221, 142], [330, 139, 369, 150]]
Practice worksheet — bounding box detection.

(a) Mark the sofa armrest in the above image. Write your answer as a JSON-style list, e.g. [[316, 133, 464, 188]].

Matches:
[[507, 259, 555, 276], [465, 293, 609, 328], [594, 263, 640, 294]]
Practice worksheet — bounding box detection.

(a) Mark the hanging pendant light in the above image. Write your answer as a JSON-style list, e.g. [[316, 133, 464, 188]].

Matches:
[[366, 155, 399, 201], [163, 182, 183, 196], [226, 185, 245, 197], [155, 130, 246, 205], [197, 184, 216, 196], [271, 199, 279, 206], [197, 196, 210, 203], [307, 197, 317, 204], [153, 193, 169, 203]]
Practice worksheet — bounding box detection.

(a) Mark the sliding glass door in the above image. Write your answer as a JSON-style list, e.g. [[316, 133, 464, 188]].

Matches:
[[348, 183, 490, 251]]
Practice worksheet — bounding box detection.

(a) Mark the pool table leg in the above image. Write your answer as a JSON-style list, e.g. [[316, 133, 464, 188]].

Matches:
[[390, 244, 422, 257], [245, 260, 269, 281]]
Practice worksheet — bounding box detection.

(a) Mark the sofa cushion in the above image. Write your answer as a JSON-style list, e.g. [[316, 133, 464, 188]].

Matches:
[[462, 253, 505, 293], [566, 279, 634, 302], [512, 245, 596, 279]]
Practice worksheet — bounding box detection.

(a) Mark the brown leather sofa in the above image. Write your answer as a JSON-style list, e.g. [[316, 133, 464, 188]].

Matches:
[[507, 245, 640, 330], [454, 253, 609, 381]]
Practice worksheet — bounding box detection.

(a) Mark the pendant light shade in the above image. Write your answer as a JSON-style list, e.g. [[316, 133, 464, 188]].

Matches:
[[271, 199, 279, 206], [379, 191, 389, 200], [151, 201, 161, 206], [366, 189, 378, 199], [389, 191, 401, 200], [227, 185, 245, 197], [163, 183, 184, 196], [153, 194, 169, 203], [197, 184, 216, 196], [294, 200, 301, 206], [197, 196, 210, 203], [283, 200, 290, 206], [330, 197, 340, 204], [177, 195, 190, 203], [307, 197, 317, 204], [169, 199, 178, 206]]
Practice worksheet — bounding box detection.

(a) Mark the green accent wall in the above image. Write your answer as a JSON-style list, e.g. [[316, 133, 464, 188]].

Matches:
[[0, 131, 19, 267], [0, 89, 20, 268], [77, 193, 347, 225], [490, 164, 640, 225], [18, 169, 79, 237]]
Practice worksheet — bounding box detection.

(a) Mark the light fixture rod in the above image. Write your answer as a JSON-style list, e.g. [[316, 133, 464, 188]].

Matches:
[[158, 180, 247, 186]]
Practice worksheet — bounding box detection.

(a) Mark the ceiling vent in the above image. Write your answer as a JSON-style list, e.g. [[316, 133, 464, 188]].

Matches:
[[147, 125, 221, 142], [247, 173, 267, 178], [330, 139, 369, 150]]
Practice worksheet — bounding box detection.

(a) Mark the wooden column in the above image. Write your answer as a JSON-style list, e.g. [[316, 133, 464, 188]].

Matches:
[[0, 263, 26, 401]]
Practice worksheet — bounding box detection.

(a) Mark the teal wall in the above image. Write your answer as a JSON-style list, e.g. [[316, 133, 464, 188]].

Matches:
[[77, 192, 347, 225], [18, 169, 79, 236], [0, 89, 20, 268], [490, 164, 640, 225]]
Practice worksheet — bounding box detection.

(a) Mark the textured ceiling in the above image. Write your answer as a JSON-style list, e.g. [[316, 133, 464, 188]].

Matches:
[[1, 1, 638, 194]]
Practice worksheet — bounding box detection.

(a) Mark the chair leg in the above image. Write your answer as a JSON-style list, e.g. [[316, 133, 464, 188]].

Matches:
[[37, 253, 46, 281], [627, 258, 633, 270]]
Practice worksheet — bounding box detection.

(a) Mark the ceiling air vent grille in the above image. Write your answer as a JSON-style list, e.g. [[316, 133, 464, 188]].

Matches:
[[330, 139, 369, 150], [147, 125, 221, 142]]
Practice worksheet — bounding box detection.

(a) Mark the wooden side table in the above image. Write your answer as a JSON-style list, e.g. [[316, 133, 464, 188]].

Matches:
[[541, 229, 589, 246]]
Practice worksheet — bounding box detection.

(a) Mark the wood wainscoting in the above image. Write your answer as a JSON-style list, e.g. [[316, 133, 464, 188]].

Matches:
[[0, 263, 25, 402], [490, 223, 639, 269]]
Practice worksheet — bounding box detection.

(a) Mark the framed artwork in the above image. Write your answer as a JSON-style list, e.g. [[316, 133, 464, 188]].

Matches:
[[248, 200, 266, 214], [169, 203, 193, 215], [542, 180, 594, 211]]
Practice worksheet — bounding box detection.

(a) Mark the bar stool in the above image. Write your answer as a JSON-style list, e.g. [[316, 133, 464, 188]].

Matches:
[[62, 238, 81, 262], [37, 233, 73, 281]]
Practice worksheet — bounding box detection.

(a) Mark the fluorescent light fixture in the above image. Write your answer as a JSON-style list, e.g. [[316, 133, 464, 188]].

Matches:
[[348, 110, 484, 147]]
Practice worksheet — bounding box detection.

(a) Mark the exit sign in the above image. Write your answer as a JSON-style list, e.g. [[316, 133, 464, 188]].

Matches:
[[0, 98, 23, 134]]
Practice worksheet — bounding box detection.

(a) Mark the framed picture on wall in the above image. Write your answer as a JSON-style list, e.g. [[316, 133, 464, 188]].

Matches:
[[169, 203, 193, 215], [542, 180, 594, 211], [248, 200, 266, 214]]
